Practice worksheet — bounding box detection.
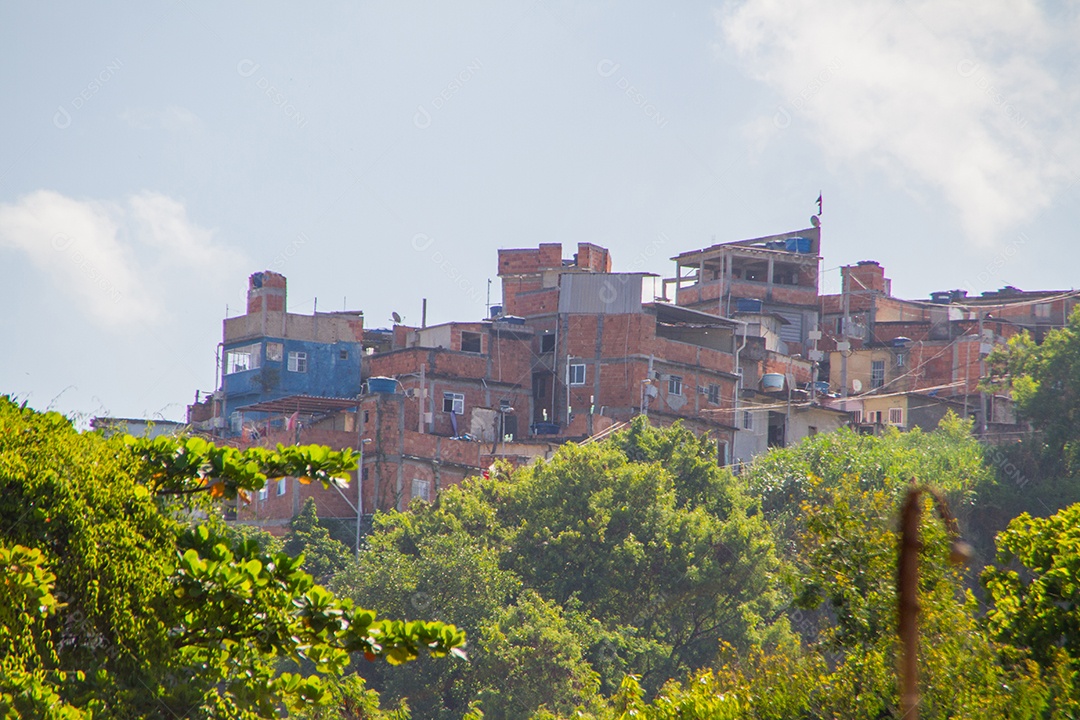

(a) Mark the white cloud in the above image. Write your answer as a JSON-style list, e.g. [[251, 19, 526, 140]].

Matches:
[[0, 190, 242, 328], [718, 0, 1080, 245], [129, 191, 243, 273]]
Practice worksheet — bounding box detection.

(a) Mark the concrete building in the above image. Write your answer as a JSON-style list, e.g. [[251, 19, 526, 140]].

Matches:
[[817, 258, 1079, 433], [190, 271, 365, 436], [667, 227, 822, 356], [498, 242, 743, 460], [195, 223, 1080, 533]]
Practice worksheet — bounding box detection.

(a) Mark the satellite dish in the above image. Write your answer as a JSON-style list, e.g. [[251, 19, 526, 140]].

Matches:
[[810, 215, 821, 228], [851, 379, 863, 393], [391, 311, 402, 324]]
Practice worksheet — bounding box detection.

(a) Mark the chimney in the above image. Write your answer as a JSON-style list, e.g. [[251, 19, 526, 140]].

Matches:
[[842, 261, 890, 296], [247, 271, 287, 314]]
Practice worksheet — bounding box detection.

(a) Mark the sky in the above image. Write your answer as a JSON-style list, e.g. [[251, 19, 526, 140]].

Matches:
[[2, 1, 1078, 424]]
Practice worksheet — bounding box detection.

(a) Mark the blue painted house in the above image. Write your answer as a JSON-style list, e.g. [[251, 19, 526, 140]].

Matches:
[[218, 271, 364, 433]]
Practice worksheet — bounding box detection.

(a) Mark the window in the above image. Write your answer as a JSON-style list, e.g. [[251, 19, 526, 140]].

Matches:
[[1035, 303, 1051, 319], [443, 392, 464, 415], [668, 375, 683, 396], [339, 349, 348, 360], [836, 317, 844, 335], [568, 363, 586, 386], [266, 342, 283, 362], [258, 486, 268, 500], [533, 374, 548, 399], [411, 478, 432, 503], [288, 351, 308, 373], [742, 410, 753, 430], [276, 477, 287, 496], [540, 334, 556, 353], [852, 409, 863, 424], [889, 407, 904, 425], [707, 384, 720, 404], [871, 360, 885, 389], [226, 344, 261, 374], [363, 409, 370, 424], [461, 332, 482, 353], [895, 353, 905, 367]]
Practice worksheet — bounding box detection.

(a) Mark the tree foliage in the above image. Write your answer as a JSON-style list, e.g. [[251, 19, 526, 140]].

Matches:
[[283, 498, 351, 584], [986, 307, 1080, 472], [984, 503, 1080, 695], [333, 418, 786, 716], [0, 397, 464, 719]]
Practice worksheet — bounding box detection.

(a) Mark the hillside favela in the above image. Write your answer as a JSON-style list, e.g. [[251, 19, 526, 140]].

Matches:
[[5, 3, 1080, 718], [8, 221, 1080, 718]]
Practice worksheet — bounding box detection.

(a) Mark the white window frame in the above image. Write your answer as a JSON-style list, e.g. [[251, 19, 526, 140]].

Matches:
[[852, 409, 863, 424], [442, 392, 464, 415], [871, 360, 885, 389], [226, 344, 261, 374], [568, 363, 586, 386], [668, 375, 683, 396], [287, 351, 308, 373], [889, 407, 904, 425], [276, 477, 287, 496], [258, 485, 268, 500], [411, 478, 432, 503]]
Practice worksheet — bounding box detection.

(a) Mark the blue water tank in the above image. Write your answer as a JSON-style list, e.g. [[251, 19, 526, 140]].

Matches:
[[736, 298, 763, 313], [531, 422, 560, 435], [490, 305, 503, 318], [785, 237, 812, 253], [367, 377, 398, 394]]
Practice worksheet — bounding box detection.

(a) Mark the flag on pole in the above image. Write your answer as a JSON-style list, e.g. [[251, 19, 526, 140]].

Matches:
[[816, 193, 823, 215]]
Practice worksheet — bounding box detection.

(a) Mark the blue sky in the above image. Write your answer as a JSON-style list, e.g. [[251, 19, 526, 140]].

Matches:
[[2, 1, 1078, 423]]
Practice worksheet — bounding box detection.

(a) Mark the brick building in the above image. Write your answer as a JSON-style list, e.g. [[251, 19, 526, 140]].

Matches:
[[818, 258, 1078, 434], [196, 224, 1079, 533], [667, 227, 822, 356]]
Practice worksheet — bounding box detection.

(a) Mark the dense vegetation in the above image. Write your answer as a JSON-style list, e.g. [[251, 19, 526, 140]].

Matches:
[[0, 398, 464, 719], [9, 310, 1080, 717], [317, 416, 1080, 719]]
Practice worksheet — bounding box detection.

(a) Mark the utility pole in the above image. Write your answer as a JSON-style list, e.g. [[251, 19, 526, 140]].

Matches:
[[978, 311, 988, 436], [840, 275, 851, 402], [355, 438, 371, 556]]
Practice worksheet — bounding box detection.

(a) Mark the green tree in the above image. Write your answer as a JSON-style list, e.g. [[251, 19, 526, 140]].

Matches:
[[332, 418, 786, 717], [0, 398, 464, 719], [283, 498, 351, 584], [984, 502, 1080, 715], [986, 307, 1080, 473], [499, 433, 784, 690]]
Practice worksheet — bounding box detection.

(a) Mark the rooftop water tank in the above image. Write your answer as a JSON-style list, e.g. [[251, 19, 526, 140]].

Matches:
[[761, 373, 785, 392], [366, 377, 398, 394], [736, 298, 763, 313]]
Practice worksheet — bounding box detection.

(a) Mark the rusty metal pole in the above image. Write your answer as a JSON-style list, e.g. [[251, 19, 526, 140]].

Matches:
[[898, 489, 922, 720], [897, 485, 971, 720]]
